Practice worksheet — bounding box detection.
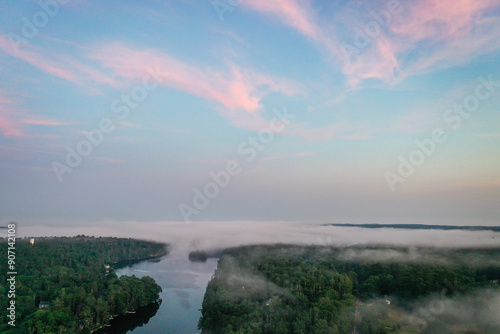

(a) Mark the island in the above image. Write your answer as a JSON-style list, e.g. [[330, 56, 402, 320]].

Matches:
[[324, 223, 500, 232], [0, 235, 168, 334], [189, 250, 209, 262], [198, 244, 500, 333]]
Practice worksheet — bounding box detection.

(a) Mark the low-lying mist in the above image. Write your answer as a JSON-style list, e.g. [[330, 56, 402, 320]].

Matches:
[[363, 289, 500, 333], [20, 220, 500, 256]]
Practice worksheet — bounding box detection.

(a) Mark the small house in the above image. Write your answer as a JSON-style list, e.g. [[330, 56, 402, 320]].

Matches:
[[39, 301, 50, 309]]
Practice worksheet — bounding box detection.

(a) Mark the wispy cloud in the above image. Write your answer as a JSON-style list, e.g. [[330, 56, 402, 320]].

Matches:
[[0, 33, 305, 132], [23, 119, 74, 126], [0, 144, 63, 157], [118, 121, 143, 129], [118, 121, 192, 134], [342, 36, 400, 87], [243, 0, 342, 59], [0, 34, 119, 89], [391, 0, 500, 79], [243, 0, 500, 86], [91, 42, 304, 126], [0, 112, 24, 137], [391, 0, 497, 41], [0, 91, 23, 137], [361, 0, 500, 83], [0, 89, 75, 137]]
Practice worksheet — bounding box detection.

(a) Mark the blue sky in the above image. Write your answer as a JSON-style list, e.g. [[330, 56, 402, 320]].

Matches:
[[0, 0, 499, 226]]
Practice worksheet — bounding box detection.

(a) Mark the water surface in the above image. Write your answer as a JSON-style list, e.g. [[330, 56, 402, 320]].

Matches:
[[98, 249, 218, 334]]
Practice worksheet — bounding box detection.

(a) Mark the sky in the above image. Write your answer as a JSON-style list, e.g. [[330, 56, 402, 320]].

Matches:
[[0, 0, 499, 226]]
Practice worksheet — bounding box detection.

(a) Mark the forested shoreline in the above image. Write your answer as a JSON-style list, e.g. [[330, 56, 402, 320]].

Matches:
[[0, 236, 168, 334], [199, 244, 500, 334]]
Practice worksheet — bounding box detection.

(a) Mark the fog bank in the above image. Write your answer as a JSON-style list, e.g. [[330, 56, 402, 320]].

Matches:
[[16, 220, 500, 256]]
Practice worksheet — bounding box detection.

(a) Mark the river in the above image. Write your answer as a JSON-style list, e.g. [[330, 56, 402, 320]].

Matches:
[[95, 249, 218, 334]]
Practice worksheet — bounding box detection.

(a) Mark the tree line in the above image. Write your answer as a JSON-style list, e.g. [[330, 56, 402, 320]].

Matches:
[[0, 236, 167, 334], [198, 244, 500, 334]]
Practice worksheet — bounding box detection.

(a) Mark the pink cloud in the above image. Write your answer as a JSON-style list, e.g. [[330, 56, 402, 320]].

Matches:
[[342, 37, 400, 86], [0, 144, 63, 157], [243, 0, 499, 86], [400, 19, 500, 78], [387, 0, 500, 79], [0, 91, 23, 137], [243, 0, 342, 59], [0, 90, 74, 137], [0, 113, 23, 137], [0, 34, 119, 89], [391, 0, 497, 41], [244, 0, 320, 38], [118, 121, 142, 129], [241, 0, 400, 86], [0, 33, 303, 131], [23, 119, 73, 126], [243, 0, 401, 85], [0, 114, 76, 138], [91, 43, 303, 121], [339, 0, 499, 86]]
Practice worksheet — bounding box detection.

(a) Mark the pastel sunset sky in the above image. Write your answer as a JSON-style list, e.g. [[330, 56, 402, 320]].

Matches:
[[1, 0, 499, 226]]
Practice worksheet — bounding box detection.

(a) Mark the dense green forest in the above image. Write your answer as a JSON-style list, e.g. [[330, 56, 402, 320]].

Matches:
[[0, 236, 168, 334], [199, 245, 500, 334], [189, 250, 209, 262]]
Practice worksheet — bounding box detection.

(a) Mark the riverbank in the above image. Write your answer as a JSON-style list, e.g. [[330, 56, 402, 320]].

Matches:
[[0, 236, 167, 334]]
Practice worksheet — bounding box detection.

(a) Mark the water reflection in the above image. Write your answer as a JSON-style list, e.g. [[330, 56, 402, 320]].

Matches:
[[94, 301, 161, 334], [109, 251, 218, 334]]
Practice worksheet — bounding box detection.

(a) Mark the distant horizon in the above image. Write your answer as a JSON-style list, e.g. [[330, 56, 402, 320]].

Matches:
[[5, 221, 499, 252], [5, 219, 500, 227], [324, 222, 500, 231]]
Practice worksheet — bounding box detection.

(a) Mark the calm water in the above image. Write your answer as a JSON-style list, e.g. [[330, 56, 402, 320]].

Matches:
[[97, 249, 218, 334]]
